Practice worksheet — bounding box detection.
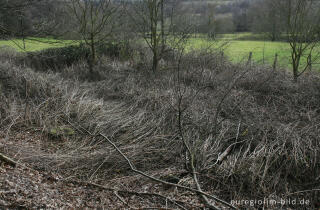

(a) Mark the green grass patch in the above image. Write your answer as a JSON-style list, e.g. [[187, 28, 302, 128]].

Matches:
[[0, 37, 76, 52], [216, 32, 267, 41], [187, 37, 320, 70], [223, 40, 290, 65]]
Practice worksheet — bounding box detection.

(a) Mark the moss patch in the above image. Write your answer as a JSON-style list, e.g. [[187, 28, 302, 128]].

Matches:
[[49, 126, 75, 138]]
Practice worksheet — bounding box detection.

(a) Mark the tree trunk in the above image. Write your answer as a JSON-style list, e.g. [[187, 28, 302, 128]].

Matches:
[[291, 50, 300, 82], [161, 0, 165, 55], [293, 70, 298, 82], [22, 36, 26, 50], [89, 33, 96, 74], [292, 58, 299, 82], [20, 17, 26, 50], [152, 52, 158, 72], [150, 0, 158, 72]]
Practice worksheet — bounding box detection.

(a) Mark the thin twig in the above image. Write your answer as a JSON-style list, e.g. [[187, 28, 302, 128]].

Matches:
[[114, 190, 137, 209]]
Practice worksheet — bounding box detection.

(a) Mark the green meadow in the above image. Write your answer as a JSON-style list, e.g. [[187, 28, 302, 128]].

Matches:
[[0, 38, 75, 52], [187, 37, 320, 70], [216, 32, 267, 40]]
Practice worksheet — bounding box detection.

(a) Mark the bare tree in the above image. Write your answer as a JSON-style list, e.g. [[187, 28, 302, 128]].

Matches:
[[129, 0, 191, 72], [282, 0, 320, 81], [248, 0, 284, 41], [0, 0, 72, 51], [0, 0, 35, 39], [130, 0, 164, 72], [69, 0, 118, 73], [206, 3, 216, 39]]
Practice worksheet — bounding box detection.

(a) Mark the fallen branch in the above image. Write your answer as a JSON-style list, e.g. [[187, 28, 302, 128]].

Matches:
[[0, 152, 17, 167], [216, 139, 247, 165], [0, 152, 39, 173], [192, 166, 219, 210], [99, 133, 236, 209]]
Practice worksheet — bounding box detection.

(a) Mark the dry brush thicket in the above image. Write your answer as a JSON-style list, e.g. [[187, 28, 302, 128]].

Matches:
[[0, 48, 320, 209]]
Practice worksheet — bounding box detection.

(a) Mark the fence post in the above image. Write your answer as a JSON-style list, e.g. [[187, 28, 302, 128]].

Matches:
[[273, 53, 278, 71], [246, 52, 252, 66], [220, 51, 224, 58], [308, 54, 312, 72], [262, 42, 266, 65]]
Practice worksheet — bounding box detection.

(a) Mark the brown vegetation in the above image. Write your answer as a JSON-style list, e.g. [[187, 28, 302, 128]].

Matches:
[[0, 48, 320, 209]]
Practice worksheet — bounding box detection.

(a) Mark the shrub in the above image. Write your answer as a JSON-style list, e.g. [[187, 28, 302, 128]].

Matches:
[[26, 41, 134, 71], [0, 45, 18, 61], [27, 44, 90, 71], [97, 41, 133, 60]]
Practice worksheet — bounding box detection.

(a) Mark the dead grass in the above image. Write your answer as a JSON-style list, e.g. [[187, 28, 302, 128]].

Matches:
[[0, 49, 320, 209]]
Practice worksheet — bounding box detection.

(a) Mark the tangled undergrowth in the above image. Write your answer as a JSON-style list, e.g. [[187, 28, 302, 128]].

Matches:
[[0, 49, 319, 209]]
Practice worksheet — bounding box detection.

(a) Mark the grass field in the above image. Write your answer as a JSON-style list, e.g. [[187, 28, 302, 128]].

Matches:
[[187, 37, 320, 70], [0, 38, 75, 52], [216, 32, 267, 40]]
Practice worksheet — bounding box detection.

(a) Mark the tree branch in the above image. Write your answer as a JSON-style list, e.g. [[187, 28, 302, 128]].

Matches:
[[0, 152, 17, 167], [98, 133, 236, 209]]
